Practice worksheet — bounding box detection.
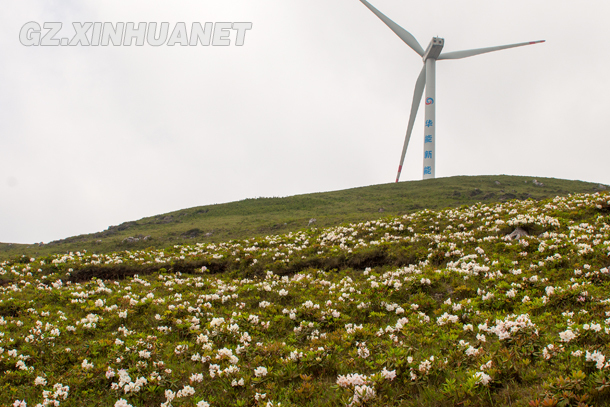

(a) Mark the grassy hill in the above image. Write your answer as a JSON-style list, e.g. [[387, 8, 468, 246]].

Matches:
[[0, 188, 609, 406], [1, 175, 606, 261]]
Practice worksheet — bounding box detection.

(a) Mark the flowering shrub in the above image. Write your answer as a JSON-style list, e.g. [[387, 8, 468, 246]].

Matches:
[[0, 192, 609, 405]]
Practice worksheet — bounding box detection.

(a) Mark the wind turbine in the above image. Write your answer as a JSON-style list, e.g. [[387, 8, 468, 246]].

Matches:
[[357, 0, 545, 182]]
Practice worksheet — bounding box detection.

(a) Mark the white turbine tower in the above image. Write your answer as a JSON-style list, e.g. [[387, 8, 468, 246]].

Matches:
[[358, 0, 545, 182]]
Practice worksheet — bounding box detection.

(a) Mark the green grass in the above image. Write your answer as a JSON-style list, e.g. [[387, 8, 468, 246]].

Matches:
[[1, 175, 605, 261], [1, 189, 609, 406]]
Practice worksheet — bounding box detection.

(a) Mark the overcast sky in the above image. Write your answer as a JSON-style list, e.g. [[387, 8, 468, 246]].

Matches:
[[2, 0, 609, 244]]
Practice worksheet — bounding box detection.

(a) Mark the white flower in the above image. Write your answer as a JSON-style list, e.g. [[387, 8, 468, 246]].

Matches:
[[559, 329, 577, 343], [352, 384, 376, 405], [255, 393, 266, 401], [164, 389, 175, 403], [418, 360, 432, 373], [542, 347, 552, 360], [357, 345, 370, 359], [16, 360, 28, 371], [254, 366, 268, 377], [231, 378, 245, 387], [336, 373, 369, 387], [380, 367, 396, 381], [34, 376, 47, 386], [474, 371, 492, 386], [190, 373, 204, 383], [51, 383, 70, 400], [176, 385, 195, 398], [480, 360, 493, 371], [436, 312, 459, 325], [586, 350, 606, 370]]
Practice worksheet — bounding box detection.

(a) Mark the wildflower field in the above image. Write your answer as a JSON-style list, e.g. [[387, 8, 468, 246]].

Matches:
[[1, 191, 610, 406]]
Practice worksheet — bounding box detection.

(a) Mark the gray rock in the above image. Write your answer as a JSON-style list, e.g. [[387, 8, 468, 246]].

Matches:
[[182, 229, 202, 239], [507, 227, 529, 240], [122, 237, 140, 244], [155, 215, 174, 224], [532, 179, 544, 187]]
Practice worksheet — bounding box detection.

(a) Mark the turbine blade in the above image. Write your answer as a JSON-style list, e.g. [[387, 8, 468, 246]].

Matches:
[[359, 0, 425, 56], [396, 65, 426, 182], [437, 40, 545, 60]]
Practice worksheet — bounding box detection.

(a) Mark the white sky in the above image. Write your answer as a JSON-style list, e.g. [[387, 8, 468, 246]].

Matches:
[[2, 0, 609, 244]]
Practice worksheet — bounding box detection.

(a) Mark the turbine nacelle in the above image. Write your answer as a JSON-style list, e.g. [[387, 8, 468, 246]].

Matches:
[[422, 37, 444, 62]]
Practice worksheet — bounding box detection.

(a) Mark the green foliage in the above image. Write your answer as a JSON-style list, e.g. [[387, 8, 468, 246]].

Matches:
[[0, 186, 609, 406]]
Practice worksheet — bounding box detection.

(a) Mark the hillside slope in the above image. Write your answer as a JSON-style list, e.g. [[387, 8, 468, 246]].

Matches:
[[0, 191, 609, 406], [0, 175, 605, 260]]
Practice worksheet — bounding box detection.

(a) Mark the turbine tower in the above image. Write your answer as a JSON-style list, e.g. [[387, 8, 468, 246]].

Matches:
[[358, 0, 545, 181]]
